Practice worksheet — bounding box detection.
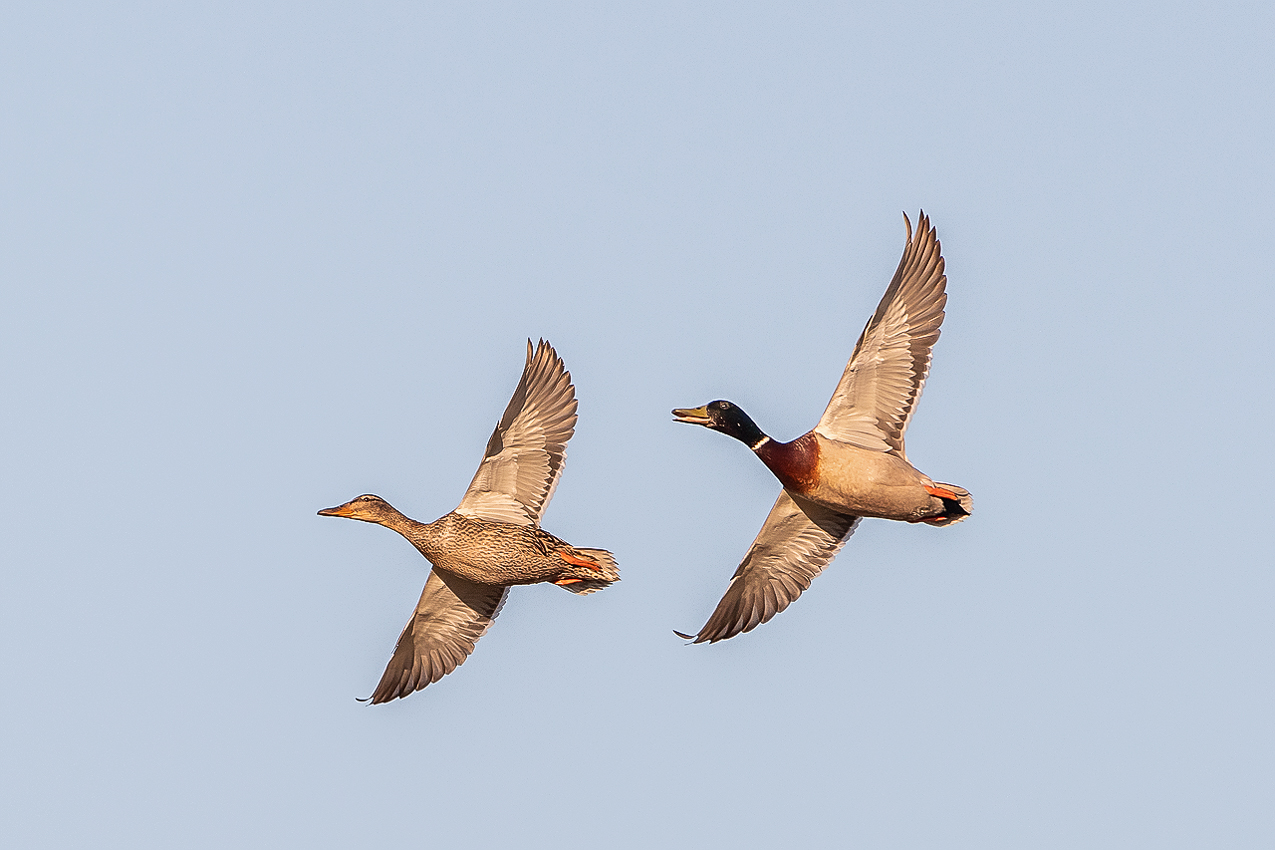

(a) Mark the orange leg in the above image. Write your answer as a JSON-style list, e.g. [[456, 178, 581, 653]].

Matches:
[[558, 550, 602, 572], [554, 577, 584, 586], [925, 485, 959, 501]]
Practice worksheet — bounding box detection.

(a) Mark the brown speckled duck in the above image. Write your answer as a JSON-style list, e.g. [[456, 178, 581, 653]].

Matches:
[[319, 340, 617, 702], [672, 212, 971, 644]]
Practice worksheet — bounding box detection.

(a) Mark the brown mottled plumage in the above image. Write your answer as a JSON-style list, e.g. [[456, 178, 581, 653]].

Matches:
[[672, 212, 971, 644]]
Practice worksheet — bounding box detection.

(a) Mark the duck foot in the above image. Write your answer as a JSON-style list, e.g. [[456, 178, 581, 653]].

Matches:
[[558, 550, 602, 571], [554, 577, 584, 586], [925, 485, 959, 500]]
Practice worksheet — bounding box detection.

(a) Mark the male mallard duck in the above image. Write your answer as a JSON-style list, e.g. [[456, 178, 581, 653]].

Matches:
[[319, 340, 617, 702], [672, 212, 970, 644]]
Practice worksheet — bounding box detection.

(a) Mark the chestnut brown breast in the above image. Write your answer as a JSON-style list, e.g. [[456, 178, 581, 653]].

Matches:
[[755, 432, 820, 494]]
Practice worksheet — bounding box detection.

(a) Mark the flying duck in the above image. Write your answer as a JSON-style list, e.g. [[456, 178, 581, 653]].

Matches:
[[320, 340, 618, 701], [672, 212, 970, 643]]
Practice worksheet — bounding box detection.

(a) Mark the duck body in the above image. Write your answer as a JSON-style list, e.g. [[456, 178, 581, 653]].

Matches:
[[411, 512, 618, 588], [671, 212, 971, 644], [755, 432, 968, 523], [325, 496, 618, 590]]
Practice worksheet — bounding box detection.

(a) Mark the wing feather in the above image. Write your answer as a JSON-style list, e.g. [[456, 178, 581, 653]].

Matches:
[[455, 339, 578, 526], [367, 570, 509, 704], [815, 212, 947, 458], [680, 492, 860, 644]]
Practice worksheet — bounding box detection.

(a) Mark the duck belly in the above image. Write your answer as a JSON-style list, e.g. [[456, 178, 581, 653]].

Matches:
[[802, 448, 940, 521]]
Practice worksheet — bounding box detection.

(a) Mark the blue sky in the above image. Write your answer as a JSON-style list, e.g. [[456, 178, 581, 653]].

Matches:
[[2, 3, 1272, 847]]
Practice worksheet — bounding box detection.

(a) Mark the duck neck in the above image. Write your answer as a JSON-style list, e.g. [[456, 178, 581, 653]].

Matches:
[[373, 502, 427, 539], [719, 406, 769, 450]]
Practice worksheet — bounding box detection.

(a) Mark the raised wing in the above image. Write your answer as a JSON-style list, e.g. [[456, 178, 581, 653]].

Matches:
[[676, 491, 860, 644], [366, 570, 509, 704], [815, 212, 947, 458], [455, 339, 578, 526]]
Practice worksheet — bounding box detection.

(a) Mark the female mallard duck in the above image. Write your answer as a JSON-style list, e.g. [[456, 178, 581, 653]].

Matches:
[[673, 212, 971, 644], [319, 340, 618, 702]]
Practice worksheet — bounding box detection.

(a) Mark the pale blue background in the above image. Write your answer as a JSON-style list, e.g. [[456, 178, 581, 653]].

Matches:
[[3, 3, 1272, 847]]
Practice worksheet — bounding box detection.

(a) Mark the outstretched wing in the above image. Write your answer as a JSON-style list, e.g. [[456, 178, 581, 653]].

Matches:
[[366, 570, 509, 704], [815, 212, 947, 459], [677, 492, 860, 644], [455, 339, 578, 526]]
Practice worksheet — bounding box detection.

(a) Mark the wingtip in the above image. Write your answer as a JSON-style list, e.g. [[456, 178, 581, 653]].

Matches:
[[530, 337, 564, 370], [901, 209, 940, 250]]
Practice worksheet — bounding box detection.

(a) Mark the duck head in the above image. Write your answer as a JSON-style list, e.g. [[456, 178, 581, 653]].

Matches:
[[672, 400, 767, 449], [317, 494, 402, 524]]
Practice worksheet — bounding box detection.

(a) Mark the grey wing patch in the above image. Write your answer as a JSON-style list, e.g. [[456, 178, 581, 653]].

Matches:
[[455, 339, 578, 526], [677, 491, 860, 644], [815, 212, 947, 458], [366, 570, 509, 704]]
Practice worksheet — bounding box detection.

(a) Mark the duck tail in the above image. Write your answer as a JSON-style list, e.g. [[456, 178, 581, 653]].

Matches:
[[929, 483, 972, 526], [556, 547, 620, 595]]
